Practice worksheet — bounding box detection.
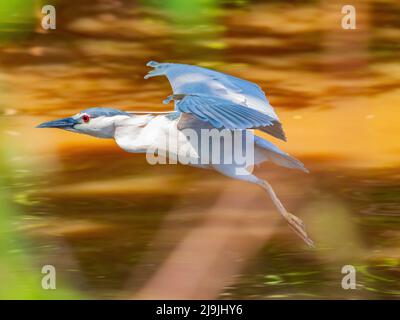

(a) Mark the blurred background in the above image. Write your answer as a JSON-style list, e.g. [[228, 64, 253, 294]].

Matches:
[[0, 0, 399, 299]]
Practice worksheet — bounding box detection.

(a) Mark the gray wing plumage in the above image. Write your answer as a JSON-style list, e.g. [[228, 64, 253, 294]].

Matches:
[[145, 61, 286, 141], [174, 94, 286, 141], [177, 112, 213, 131]]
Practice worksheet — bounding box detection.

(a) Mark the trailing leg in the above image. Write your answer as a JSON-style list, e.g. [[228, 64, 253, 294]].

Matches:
[[255, 178, 314, 247], [212, 164, 314, 247]]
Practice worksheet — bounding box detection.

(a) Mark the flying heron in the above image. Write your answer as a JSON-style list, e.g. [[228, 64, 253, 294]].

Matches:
[[37, 61, 314, 247]]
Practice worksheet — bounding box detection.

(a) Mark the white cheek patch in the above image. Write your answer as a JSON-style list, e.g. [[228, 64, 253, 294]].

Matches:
[[73, 123, 84, 131], [73, 117, 103, 133], [88, 117, 108, 130], [73, 115, 131, 138], [75, 116, 110, 130]]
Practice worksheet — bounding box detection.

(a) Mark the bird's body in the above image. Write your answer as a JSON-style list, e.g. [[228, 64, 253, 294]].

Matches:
[[114, 112, 306, 171], [38, 61, 314, 247]]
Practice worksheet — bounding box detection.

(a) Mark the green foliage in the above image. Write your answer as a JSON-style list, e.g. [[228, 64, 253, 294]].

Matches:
[[0, 147, 82, 299]]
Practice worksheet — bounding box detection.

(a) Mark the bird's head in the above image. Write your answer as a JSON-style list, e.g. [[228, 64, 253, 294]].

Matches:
[[37, 107, 131, 138], [144, 61, 172, 79]]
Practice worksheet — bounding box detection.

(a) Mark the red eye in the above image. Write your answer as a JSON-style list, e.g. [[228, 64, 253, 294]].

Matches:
[[82, 115, 90, 123]]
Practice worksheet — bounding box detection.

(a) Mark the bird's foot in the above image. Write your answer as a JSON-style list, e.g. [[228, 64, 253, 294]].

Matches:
[[284, 212, 314, 248]]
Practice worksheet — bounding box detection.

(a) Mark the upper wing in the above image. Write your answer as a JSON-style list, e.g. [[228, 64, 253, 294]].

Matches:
[[174, 94, 286, 141], [145, 61, 280, 121]]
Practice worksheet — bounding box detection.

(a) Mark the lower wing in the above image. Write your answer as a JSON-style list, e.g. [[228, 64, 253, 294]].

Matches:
[[172, 94, 286, 141]]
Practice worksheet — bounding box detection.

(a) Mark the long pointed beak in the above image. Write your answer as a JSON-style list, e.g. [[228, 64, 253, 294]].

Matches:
[[36, 117, 78, 129]]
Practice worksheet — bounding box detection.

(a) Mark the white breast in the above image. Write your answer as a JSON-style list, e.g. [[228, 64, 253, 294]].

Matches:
[[114, 115, 200, 164]]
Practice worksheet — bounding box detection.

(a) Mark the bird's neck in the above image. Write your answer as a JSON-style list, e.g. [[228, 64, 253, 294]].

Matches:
[[115, 114, 154, 128]]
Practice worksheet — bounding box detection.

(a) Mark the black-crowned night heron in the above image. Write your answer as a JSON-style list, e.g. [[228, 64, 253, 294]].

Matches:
[[38, 61, 313, 247]]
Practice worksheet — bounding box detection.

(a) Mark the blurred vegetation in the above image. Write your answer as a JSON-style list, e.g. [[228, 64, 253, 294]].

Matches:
[[0, 143, 81, 299], [0, 0, 80, 299], [0, 0, 35, 42], [0, 0, 399, 299]]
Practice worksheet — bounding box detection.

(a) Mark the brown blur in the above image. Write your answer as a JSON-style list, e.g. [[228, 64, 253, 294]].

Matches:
[[0, 0, 399, 299]]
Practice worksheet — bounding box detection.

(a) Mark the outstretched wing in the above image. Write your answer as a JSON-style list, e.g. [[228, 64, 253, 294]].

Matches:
[[174, 94, 286, 141], [145, 61, 280, 121], [145, 61, 286, 140]]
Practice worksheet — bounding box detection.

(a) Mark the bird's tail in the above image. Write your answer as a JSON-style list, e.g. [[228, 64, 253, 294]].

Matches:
[[254, 136, 309, 173]]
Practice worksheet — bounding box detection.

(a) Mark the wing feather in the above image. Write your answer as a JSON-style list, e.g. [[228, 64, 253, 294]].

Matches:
[[145, 62, 287, 140], [145, 62, 281, 121], [174, 94, 286, 141]]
